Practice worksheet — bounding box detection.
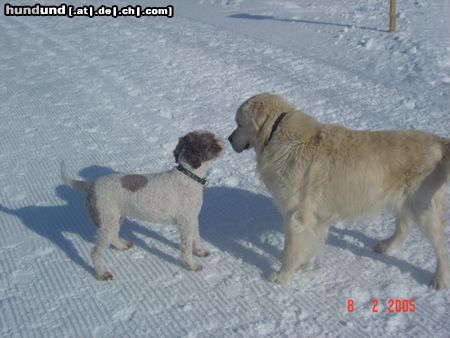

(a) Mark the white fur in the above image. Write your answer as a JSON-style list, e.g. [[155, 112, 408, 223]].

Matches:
[[61, 132, 224, 281]]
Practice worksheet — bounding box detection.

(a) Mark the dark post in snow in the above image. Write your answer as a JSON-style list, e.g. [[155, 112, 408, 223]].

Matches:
[[390, 0, 397, 32]]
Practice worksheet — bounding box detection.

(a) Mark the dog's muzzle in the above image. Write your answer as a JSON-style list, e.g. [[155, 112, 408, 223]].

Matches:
[[227, 133, 249, 153]]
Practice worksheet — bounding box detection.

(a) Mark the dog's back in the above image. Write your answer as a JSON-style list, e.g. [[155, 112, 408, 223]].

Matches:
[[113, 170, 204, 224], [312, 126, 448, 217]]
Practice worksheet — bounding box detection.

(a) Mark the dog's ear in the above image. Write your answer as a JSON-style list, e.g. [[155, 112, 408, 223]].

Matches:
[[184, 136, 202, 168], [247, 101, 270, 131], [185, 153, 202, 169], [201, 132, 224, 161], [252, 112, 269, 131], [173, 138, 183, 162]]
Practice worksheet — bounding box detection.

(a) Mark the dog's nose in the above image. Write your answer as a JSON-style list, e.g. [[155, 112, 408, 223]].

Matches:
[[227, 135, 233, 143]]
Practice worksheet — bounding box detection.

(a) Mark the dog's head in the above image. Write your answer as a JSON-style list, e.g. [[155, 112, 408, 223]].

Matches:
[[228, 93, 294, 152], [173, 131, 225, 169]]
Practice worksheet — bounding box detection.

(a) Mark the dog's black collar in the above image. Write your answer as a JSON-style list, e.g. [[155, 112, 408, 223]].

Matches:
[[265, 112, 288, 146], [176, 164, 208, 187]]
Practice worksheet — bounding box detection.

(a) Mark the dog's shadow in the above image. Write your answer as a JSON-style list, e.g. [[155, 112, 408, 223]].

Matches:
[[0, 165, 181, 278], [0, 165, 116, 276], [327, 227, 433, 285], [200, 187, 283, 275], [201, 187, 433, 285], [0, 170, 434, 285]]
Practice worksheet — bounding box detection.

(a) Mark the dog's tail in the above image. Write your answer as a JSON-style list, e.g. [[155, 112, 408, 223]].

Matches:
[[60, 161, 92, 192]]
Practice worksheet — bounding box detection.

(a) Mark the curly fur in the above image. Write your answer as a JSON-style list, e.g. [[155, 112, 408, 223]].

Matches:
[[61, 131, 224, 281], [174, 131, 223, 169]]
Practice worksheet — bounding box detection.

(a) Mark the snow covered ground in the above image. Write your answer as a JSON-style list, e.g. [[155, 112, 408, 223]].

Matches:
[[1, 0, 449, 336]]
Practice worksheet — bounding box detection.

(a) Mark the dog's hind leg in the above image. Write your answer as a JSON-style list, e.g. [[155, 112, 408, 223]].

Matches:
[[90, 212, 121, 281], [413, 187, 450, 290], [85, 191, 115, 280], [375, 208, 411, 254], [91, 230, 113, 281], [111, 217, 133, 251]]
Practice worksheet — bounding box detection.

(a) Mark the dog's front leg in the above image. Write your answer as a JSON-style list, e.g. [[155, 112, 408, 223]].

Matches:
[[268, 212, 319, 285], [192, 220, 210, 258], [179, 223, 203, 272]]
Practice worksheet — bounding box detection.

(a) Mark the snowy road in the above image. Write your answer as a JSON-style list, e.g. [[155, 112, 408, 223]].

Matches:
[[1, 0, 449, 336]]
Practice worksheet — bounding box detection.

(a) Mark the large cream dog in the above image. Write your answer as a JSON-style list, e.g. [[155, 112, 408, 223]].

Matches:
[[228, 93, 450, 290]]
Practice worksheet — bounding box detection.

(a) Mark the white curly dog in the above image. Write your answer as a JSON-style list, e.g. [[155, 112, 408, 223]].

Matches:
[[61, 131, 224, 281]]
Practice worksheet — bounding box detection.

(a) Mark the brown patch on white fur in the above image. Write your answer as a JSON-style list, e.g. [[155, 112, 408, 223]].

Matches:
[[121, 174, 148, 192], [173, 131, 223, 169]]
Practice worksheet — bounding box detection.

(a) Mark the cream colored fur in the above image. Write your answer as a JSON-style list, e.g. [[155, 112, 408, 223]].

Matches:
[[228, 93, 450, 290]]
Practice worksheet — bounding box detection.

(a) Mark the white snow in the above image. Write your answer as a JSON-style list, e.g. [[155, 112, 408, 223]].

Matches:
[[1, 0, 450, 337]]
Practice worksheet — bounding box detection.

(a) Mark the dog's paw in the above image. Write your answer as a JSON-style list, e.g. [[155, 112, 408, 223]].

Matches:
[[115, 240, 133, 251], [185, 262, 203, 272], [267, 271, 292, 285], [97, 271, 113, 281], [122, 241, 133, 251], [374, 240, 392, 254], [193, 248, 211, 258], [431, 275, 449, 290], [299, 262, 310, 270], [193, 264, 203, 272]]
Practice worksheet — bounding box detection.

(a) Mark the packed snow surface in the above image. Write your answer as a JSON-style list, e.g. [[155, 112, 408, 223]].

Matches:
[[1, 0, 449, 336]]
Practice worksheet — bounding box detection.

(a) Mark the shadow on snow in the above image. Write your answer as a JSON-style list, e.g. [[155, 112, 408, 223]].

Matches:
[[0, 167, 433, 285], [200, 187, 433, 285]]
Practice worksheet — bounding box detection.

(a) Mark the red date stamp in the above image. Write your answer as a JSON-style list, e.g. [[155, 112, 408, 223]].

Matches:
[[347, 298, 416, 313]]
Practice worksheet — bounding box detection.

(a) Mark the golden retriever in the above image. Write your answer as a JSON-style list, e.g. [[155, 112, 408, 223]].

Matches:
[[228, 93, 450, 290]]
